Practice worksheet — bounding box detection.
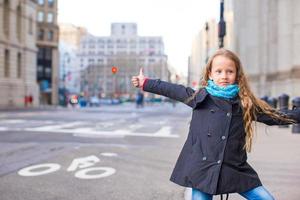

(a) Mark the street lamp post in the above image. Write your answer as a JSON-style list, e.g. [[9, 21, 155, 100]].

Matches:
[[61, 52, 70, 106], [205, 22, 209, 63], [218, 0, 226, 48]]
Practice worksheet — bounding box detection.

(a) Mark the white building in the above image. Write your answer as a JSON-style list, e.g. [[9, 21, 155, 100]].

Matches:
[[59, 42, 80, 94], [78, 23, 169, 97]]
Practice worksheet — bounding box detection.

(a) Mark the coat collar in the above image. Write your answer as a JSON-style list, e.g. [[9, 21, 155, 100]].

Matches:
[[194, 88, 209, 107]]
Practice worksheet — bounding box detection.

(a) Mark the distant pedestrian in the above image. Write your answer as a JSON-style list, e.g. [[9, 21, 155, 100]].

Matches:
[[131, 49, 300, 200], [28, 95, 33, 106], [135, 90, 144, 108]]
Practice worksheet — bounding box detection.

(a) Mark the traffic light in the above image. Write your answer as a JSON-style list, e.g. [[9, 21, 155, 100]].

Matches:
[[111, 66, 118, 74]]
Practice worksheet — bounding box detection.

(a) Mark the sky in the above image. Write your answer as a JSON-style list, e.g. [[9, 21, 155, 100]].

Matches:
[[57, 0, 219, 76]]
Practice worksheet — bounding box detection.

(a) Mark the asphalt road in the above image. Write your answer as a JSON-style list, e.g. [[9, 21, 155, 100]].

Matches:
[[1, 103, 300, 200], [0, 103, 190, 200]]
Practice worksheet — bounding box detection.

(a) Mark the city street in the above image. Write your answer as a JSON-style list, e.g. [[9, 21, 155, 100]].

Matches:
[[0, 103, 300, 200]]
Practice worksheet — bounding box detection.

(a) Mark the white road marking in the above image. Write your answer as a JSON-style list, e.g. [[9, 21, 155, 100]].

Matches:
[[27, 122, 85, 131], [0, 127, 8, 131], [18, 163, 61, 176], [0, 119, 179, 138], [74, 167, 116, 179], [100, 152, 118, 157], [67, 155, 100, 172], [0, 119, 26, 124]]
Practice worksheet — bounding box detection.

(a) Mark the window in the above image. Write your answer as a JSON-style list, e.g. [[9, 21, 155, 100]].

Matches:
[[38, 29, 44, 40], [28, 17, 33, 34], [37, 65, 44, 77], [38, 0, 44, 5], [16, 4, 22, 41], [45, 67, 52, 78], [45, 48, 52, 60], [47, 30, 54, 41], [47, 12, 53, 23], [37, 11, 44, 22], [48, 0, 54, 7], [38, 48, 44, 59], [17, 53, 22, 78], [4, 49, 10, 77], [3, 0, 10, 37]]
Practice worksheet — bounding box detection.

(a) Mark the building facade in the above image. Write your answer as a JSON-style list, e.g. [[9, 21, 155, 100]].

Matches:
[[188, 0, 236, 90], [0, 0, 39, 108], [232, 0, 300, 98], [58, 23, 88, 104], [188, 19, 219, 88], [36, 0, 59, 105], [78, 23, 169, 98], [59, 23, 87, 48]]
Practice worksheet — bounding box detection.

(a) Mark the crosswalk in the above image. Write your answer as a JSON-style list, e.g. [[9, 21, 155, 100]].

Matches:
[[0, 119, 179, 138]]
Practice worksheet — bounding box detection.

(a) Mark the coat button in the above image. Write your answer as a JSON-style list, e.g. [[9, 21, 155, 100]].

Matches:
[[217, 160, 221, 164], [221, 136, 226, 140], [207, 133, 211, 137], [226, 112, 231, 117], [210, 109, 215, 113], [202, 156, 207, 161]]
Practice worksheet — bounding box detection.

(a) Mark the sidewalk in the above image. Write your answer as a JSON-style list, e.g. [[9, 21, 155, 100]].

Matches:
[[185, 124, 300, 200]]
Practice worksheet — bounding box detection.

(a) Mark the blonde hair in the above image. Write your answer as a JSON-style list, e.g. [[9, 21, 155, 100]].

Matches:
[[187, 48, 294, 152]]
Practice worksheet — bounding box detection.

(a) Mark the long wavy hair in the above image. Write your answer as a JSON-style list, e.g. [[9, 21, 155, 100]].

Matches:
[[187, 49, 294, 152]]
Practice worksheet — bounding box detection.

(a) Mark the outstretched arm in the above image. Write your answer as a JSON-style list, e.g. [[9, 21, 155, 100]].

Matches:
[[256, 109, 300, 125], [131, 68, 197, 107]]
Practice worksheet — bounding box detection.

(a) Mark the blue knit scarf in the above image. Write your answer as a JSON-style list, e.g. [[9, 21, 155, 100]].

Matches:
[[205, 80, 240, 99]]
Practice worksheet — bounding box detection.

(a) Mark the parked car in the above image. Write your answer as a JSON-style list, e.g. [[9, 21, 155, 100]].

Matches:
[[89, 96, 100, 107]]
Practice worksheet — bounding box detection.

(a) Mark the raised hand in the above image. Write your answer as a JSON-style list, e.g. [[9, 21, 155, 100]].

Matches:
[[131, 68, 146, 88]]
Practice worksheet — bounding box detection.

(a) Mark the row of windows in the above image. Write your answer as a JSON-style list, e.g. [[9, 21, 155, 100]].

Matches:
[[82, 44, 160, 50], [82, 58, 159, 64], [38, 0, 55, 7], [2, 49, 22, 78], [80, 50, 161, 56], [2, 0, 34, 40], [37, 11, 54, 23], [83, 39, 162, 45], [38, 28, 54, 41]]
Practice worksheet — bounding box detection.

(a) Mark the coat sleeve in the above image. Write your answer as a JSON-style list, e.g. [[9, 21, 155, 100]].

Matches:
[[143, 79, 197, 108], [255, 109, 300, 125]]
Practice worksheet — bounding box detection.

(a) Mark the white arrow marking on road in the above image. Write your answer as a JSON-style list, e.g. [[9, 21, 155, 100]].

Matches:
[[18, 163, 61, 176], [67, 155, 100, 172], [74, 167, 116, 179]]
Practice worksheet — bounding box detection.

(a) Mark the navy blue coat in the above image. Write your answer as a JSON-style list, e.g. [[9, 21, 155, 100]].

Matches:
[[143, 79, 300, 195]]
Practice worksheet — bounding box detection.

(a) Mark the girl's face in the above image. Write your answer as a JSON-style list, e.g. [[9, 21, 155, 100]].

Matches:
[[209, 55, 237, 87]]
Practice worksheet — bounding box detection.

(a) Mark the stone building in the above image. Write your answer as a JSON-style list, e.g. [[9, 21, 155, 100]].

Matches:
[[0, 0, 39, 108], [59, 23, 87, 48], [232, 0, 300, 98]]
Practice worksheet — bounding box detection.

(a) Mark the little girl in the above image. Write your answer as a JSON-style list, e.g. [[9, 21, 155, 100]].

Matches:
[[131, 49, 300, 200]]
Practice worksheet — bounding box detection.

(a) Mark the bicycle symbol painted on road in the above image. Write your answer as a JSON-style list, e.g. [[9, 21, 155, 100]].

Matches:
[[18, 153, 117, 179]]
